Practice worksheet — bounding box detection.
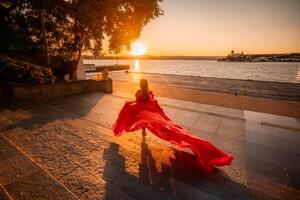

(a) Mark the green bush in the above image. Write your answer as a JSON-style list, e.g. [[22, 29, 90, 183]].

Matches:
[[0, 55, 56, 85]]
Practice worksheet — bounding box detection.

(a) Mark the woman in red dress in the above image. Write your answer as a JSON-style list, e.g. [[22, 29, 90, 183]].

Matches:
[[113, 79, 233, 172]]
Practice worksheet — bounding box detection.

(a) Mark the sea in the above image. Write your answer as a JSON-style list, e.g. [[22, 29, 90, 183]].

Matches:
[[83, 59, 300, 83]]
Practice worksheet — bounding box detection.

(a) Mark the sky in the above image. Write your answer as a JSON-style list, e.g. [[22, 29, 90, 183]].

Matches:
[[121, 0, 300, 56]]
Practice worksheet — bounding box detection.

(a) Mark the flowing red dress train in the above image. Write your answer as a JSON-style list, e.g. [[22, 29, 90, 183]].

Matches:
[[113, 91, 233, 172]]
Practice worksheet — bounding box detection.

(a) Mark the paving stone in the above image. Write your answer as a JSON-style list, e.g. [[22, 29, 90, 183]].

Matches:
[[0, 135, 20, 160], [112, 172, 173, 200], [4, 171, 77, 200], [58, 166, 132, 200], [157, 176, 222, 200], [245, 142, 290, 168], [66, 150, 92, 164], [20, 136, 63, 161], [217, 118, 246, 142], [210, 106, 244, 119], [80, 146, 127, 182], [10, 137, 79, 179], [245, 120, 300, 141], [215, 136, 245, 158], [83, 159, 123, 182], [245, 158, 285, 185], [247, 173, 290, 200], [0, 124, 78, 180], [0, 109, 31, 123], [245, 130, 277, 149], [192, 114, 222, 135], [272, 136, 300, 156], [0, 116, 13, 132], [0, 136, 77, 199], [41, 156, 80, 179], [0, 136, 39, 186], [2, 127, 34, 147], [34, 130, 76, 153], [244, 111, 300, 129], [43, 125, 100, 151], [0, 186, 12, 200], [189, 179, 249, 200], [163, 106, 200, 128], [102, 184, 136, 200]]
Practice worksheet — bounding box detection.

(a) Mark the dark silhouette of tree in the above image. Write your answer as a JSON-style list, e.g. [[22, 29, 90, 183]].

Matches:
[[0, 0, 163, 80]]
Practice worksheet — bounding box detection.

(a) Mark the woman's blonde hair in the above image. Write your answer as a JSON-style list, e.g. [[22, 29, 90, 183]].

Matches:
[[140, 79, 149, 101]]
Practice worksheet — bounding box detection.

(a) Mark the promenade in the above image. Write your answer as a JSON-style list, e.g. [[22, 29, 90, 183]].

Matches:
[[107, 72, 300, 101], [113, 79, 300, 118], [0, 89, 299, 199]]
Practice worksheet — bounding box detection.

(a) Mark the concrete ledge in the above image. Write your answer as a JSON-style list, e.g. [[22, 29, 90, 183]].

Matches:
[[1, 78, 112, 100]]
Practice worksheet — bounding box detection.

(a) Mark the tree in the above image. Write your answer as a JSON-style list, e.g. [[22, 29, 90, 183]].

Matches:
[[0, 0, 163, 80], [66, 0, 163, 79], [0, 0, 72, 65]]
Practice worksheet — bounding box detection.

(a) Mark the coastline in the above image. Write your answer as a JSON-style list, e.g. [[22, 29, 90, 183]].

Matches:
[[84, 59, 300, 83], [100, 71, 300, 101], [218, 52, 300, 62], [83, 55, 221, 60]]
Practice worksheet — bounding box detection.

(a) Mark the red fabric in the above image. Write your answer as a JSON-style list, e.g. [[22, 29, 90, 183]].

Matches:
[[113, 90, 233, 172]]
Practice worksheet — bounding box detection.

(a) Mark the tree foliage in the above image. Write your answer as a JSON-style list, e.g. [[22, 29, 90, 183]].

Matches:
[[0, 0, 163, 79]]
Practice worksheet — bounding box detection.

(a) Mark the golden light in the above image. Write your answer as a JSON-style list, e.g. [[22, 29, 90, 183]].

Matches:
[[132, 59, 140, 72], [130, 42, 147, 56]]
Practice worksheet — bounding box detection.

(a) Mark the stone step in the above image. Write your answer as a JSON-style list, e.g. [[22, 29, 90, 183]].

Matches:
[[0, 185, 12, 200], [0, 105, 170, 173], [36, 101, 300, 200], [0, 105, 230, 199], [29, 103, 252, 198], [0, 116, 137, 200], [0, 133, 78, 199], [0, 103, 253, 200], [0, 103, 273, 200], [63, 118, 300, 200], [0, 111, 198, 199], [60, 119, 252, 200]]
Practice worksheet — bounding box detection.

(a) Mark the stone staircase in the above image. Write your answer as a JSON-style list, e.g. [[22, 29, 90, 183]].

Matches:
[[0, 100, 291, 200]]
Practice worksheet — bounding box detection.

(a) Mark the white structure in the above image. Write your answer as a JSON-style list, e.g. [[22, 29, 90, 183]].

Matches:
[[76, 56, 86, 80]]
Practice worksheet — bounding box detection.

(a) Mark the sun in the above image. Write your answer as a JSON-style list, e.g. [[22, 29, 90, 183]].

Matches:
[[130, 42, 147, 56]]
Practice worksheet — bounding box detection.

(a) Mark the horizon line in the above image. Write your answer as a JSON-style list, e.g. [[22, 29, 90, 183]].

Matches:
[[83, 52, 300, 60]]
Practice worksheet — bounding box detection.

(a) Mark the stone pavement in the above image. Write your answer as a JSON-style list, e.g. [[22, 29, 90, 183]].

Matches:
[[0, 91, 300, 200]]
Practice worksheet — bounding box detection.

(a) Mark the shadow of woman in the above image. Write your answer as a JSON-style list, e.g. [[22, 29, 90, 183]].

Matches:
[[102, 133, 174, 200], [102, 131, 249, 200], [138, 131, 161, 186]]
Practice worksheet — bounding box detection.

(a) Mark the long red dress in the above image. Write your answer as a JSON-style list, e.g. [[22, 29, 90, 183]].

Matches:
[[113, 90, 233, 172]]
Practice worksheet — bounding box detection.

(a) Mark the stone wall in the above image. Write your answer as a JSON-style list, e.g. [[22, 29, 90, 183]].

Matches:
[[1, 79, 112, 100]]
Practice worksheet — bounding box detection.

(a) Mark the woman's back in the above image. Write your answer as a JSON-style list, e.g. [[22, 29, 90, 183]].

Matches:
[[135, 90, 154, 103]]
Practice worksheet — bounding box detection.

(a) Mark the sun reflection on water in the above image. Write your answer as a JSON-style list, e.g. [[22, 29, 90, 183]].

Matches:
[[132, 59, 140, 72], [131, 59, 142, 84]]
